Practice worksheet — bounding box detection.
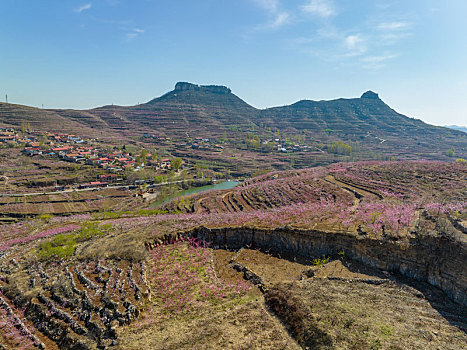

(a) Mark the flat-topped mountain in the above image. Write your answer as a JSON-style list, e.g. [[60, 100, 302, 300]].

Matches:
[[172, 82, 232, 94], [1, 82, 466, 162], [147, 82, 241, 105], [129, 82, 258, 137]]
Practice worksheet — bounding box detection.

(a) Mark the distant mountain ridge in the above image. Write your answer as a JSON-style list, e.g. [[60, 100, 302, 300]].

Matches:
[[0, 82, 466, 161], [446, 125, 467, 134]]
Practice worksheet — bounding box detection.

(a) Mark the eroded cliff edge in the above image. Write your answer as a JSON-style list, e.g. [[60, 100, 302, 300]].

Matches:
[[170, 226, 467, 306]]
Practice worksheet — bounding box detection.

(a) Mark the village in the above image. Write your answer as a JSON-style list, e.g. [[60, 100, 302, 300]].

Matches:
[[0, 127, 180, 191], [143, 130, 322, 155]]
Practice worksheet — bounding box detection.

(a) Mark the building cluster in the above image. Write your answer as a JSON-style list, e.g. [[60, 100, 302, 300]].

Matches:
[[1, 128, 175, 173], [1, 128, 85, 151], [142, 134, 171, 143], [255, 137, 318, 153], [0, 128, 17, 143], [191, 138, 224, 152]]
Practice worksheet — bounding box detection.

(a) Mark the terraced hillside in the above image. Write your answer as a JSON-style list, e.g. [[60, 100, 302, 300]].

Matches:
[[0, 103, 116, 140], [121, 82, 258, 139], [2, 83, 466, 164], [1, 245, 149, 349], [162, 167, 355, 214], [257, 91, 467, 160], [163, 161, 466, 217], [0, 161, 466, 349], [0, 149, 100, 194]]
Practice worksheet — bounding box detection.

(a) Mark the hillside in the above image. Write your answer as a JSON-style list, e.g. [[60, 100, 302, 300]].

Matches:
[[256, 91, 467, 159], [94, 82, 259, 139], [0, 103, 125, 141], [0, 161, 466, 349], [1, 83, 467, 167]]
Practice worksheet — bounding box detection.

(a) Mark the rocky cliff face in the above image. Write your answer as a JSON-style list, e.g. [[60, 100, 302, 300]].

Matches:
[[361, 90, 380, 99], [180, 227, 467, 306], [174, 82, 231, 94]]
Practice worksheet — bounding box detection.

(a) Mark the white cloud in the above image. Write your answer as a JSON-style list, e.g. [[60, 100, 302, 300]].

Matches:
[[381, 32, 410, 44], [302, 0, 337, 18], [253, 0, 279, 13], [75, 3, 92, 13], [361, 54, 398, 69], [125, 28, 145, 41], [288, 2, 413, 70], [377, 21, 410, 31], [376, 21, 412, 45], [344, 34, 367, 56], [251, 0, 291, 30], [345, 35, 362, 50], [267, 12, 290, 29]]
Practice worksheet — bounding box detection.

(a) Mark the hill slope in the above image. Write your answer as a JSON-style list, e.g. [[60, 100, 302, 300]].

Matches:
[[256, 91, 467, 159], [1, 83, 466, 161], [116, 81, 258, 138], [0, 161, 465, 349]]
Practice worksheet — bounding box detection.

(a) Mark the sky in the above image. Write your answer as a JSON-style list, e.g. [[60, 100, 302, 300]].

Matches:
[[1, 0, 466, 126]]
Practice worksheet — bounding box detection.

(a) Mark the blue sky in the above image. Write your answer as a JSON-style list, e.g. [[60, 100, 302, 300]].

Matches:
[[1, 0, 466, 126]]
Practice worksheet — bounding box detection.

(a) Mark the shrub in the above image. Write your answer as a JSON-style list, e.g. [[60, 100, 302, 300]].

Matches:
[[380, 325, 393, 336], [37, 234, 76, 259], [92, 211, 123, 220], [312, 255, 330, 267], [37, 221, 112, 259], [76, 221, 112, 242], [39, 214, 53, 223]]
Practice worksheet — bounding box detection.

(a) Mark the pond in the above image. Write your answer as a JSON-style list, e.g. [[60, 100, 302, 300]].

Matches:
[[151, 180, 239, 207]]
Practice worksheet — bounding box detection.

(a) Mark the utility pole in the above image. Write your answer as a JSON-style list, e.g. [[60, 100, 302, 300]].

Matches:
[[5, 94, 7, 103]]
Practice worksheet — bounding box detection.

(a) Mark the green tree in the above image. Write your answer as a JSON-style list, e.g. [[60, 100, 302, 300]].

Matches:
[[152, 152, 158, 163], [140, 149, 148, 162], [447, 147, 455, 157], [171, 157, 183, 171], [136, 148, 148, 166], [330, 140, 352, 155]]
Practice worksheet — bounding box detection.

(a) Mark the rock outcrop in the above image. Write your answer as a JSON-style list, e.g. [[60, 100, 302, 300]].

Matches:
[[174, 82, 231, 94], [182, 226, 467, 306], [361, 90, 380, 99]]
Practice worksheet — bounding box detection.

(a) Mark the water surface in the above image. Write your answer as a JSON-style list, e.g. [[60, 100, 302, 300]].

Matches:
[[152, 180, 239, 206]]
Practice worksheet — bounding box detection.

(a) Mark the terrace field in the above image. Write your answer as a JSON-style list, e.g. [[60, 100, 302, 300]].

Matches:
[[0, 161, 466, 349], [0, 149, 100, 194]]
